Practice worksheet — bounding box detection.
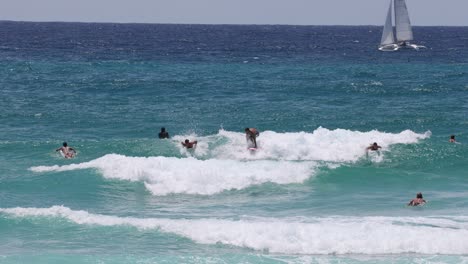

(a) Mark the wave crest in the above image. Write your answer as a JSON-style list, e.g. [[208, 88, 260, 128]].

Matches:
[[1, 206, 467, 255], [177, 127, 431, 162], [31, 154, 316, 195]]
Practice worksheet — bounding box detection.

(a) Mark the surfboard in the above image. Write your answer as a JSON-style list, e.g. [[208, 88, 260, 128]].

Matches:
[[409, 201, 426, 207], [246, 138, 257, 151], [366, 150, 380, 157], [60, 150, 76, 159]]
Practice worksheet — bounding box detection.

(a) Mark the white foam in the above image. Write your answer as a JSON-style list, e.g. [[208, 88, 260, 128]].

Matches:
[[171, 133, 210, 158], [30, 128, 429, 195], [207, 128, 430, 162], [31, 154, 316, 195], [2, 206, 468, 255]]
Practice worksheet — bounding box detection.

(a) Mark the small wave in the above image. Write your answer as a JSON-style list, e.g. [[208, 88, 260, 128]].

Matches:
[[29, 128, 430, 195], [31, 154, 316, 195], [1, 206, 468, 255], [207, 128, 430, 162]]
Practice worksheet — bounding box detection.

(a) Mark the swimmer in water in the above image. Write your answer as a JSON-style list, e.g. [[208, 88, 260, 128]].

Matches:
[[56, 142, 76, 158], [181, 139, 197, 149], [449, 135, 456, 143], [158, 127, 169, 139], [366, 142, 382, 151], [408, 192, 426, 206]]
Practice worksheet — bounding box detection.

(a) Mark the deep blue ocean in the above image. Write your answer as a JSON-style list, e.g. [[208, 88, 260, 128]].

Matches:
[[1, 21, 468, 263]]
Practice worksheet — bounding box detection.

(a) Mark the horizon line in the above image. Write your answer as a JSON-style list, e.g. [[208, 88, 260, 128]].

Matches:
[[1, 19, 467, 28]]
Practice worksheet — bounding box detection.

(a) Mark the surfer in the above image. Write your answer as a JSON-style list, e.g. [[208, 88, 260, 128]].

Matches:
[[408, 192, 426, 206], [158, 127, 169, 139], [56, 142, 75, 158], [366, 142, 382, 151], [245, 128, 259, 148], [449, 135, 456, 143], [181, 139, 197, 149]]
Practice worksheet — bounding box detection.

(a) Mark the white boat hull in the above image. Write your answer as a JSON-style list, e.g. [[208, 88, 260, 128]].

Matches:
[[408, 43, 427, 50], [378, 44, 400, 52], [378, 43, 426, 52]]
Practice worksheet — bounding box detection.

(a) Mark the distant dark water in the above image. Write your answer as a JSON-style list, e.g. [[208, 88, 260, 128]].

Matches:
[[1, 21, 467, 63]]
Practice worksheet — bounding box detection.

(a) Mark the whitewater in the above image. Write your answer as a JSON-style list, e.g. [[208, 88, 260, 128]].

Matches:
[[29, 128, 430, 195], [2, 205, 468, 255]]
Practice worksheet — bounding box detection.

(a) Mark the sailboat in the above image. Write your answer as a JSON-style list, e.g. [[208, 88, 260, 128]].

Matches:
[[379, 0, 426, 51]]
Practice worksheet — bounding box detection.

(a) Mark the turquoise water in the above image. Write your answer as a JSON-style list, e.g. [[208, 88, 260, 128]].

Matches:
[[1, 22, 468, 263]]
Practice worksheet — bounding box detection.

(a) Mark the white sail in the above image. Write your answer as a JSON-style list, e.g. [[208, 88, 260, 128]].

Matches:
[[394, 0, 413, 42], [380, 0, 395, 45]]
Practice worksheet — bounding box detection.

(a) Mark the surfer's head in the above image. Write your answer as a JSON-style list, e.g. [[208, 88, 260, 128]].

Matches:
[[63, 142, 68, 147], [185, 139, 189, 143], [161, 127, 166, 132], [416, 192, 423, 199], [373, 142, 378, 146], [450, 135, 455, 140], [245, 128, 250, 132]]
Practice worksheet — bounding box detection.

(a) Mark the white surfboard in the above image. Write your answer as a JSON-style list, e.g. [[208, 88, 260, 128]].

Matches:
[[60, 150, 76, 159]]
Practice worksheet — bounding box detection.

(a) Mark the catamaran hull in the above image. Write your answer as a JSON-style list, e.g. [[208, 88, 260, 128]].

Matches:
[[408, 44, 427, 50], [378, 43, 426, 52], [378, 44, 400, 52]]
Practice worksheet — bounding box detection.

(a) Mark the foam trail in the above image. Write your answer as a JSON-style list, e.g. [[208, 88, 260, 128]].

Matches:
[[1, 206, 468, 255], [197, 128, 431, 162], [31, 154, 316, 195]]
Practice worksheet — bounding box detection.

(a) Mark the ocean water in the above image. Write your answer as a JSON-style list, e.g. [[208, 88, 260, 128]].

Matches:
[[1, 21, 468, 263]]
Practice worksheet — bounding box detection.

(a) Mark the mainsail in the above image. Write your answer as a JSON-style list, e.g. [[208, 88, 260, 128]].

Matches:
[[380, 0, 395, 46], [394, 0, 413, 42]]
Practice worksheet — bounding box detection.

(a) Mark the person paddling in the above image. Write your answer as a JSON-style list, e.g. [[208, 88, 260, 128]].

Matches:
[[366, 142, 382, 151], [408, 192, 426, 206], [181, 139, 197, 149], [56, 142, 76, 158], [449, 135, 456, 143]]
